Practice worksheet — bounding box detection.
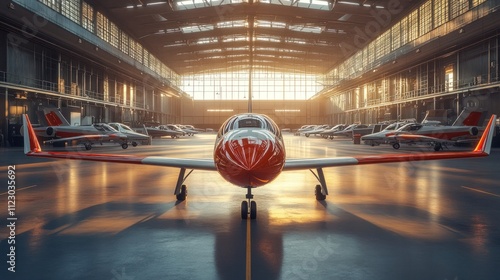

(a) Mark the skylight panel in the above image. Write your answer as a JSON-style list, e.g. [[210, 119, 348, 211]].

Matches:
[[256, 0, 331, 10], [217, 20, 247, 28], [285, 38, 308, 45], [255, 36, 281, 43], [174, 0, 247, 10], [255, 20, 286, 29], [194, 37, 218, 44], [226, 47, 249, 51], [181, 24, 214, 33], [289, 24, 323, 34], [198, 49, 222, 54], [223, 35, 248, 43]]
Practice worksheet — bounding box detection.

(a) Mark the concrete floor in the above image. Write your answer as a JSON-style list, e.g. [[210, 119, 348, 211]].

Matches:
[[1, 133, 500, 280]]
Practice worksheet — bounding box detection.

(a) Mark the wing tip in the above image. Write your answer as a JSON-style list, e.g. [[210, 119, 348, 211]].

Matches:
[[473, 114, 497, 155], [22, 114, 42, 154]]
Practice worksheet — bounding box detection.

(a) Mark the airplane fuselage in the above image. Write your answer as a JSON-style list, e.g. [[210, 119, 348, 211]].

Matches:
[[213, 114, 286, 188]]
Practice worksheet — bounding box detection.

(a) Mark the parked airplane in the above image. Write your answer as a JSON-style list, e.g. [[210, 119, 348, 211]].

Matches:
[[319, 124, 346, 139], [22, 113, 496, 219], [362, 109, 486, 151], [361, 122, 411, 146], [33, 108, 128, 150], [108, 123, 152, 146], [144, 125, 184, 138]]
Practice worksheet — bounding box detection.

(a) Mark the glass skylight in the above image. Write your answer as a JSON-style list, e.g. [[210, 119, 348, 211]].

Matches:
[[181, 24, 214, 33], [217, 20, 247, 28], [175, 0, 247, 10], [256, 0, 332, 10], [289, 24, 323, 34], [255, 20, 286, 29]]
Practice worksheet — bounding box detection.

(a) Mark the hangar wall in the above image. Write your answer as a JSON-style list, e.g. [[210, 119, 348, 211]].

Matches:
[[321, 36, 500, 126], [320, 0, 500, 126]]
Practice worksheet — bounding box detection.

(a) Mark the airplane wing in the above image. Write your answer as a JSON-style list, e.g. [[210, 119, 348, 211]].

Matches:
[[22, 114, 217, 171], [44, 134, 111, 144], [23, 114, 495, 172], [390, 134, 476, 143], [283, 114, 496, 171]]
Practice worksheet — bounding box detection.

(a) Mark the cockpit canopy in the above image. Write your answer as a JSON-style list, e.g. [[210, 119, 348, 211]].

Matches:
[[94, 123, 118, 132], [218, 114, 281, 137]]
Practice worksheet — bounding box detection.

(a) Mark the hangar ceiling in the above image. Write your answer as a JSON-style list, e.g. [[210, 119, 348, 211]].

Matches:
[[87, 0, 424, 75]]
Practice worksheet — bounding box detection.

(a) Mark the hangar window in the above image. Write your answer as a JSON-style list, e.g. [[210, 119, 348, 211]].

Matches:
[[82, 2, 94, 33], [96, 12, 109, 42], [109, 22, 119, 48], [61, 0, 80, 24], [434, 0, 449, 28], [419, 1, 433, 35], [450, 0, 469, 19]]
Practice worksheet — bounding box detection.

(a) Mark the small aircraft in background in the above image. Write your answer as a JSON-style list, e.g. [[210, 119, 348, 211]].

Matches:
[[143, 125, 184, 138], [22, 113, 496, 219], [362, 109, 487, 151], [32, 108, 128, 150], [108, 123, 152, 146]]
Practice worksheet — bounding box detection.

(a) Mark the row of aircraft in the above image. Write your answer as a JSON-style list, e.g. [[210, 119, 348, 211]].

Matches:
[[297, 109, 487, 151], [361, 109, 486, 151], [32, 108, 154, 150], [22, 111, 497, 219]]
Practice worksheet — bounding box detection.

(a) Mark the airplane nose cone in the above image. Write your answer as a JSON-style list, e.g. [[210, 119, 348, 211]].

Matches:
[[215, 131, 285, 187]]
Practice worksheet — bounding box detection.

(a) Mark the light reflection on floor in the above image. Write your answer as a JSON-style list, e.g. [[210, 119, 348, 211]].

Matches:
[[1, 133, 500, 280]]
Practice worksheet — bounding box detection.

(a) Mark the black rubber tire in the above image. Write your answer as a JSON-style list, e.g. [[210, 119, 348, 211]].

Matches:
[[241, 201, 248, 220], [250, 201, 257, 220], [176, 185, 187, 201], [392, 143, 400, 150]]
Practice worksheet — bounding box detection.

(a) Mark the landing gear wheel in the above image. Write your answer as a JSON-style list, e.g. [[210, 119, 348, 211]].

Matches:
[[392, 143, 400, 150], [434, 143, 442, 151], [250, 201, 257, 220], [84, 143, 92, 150], [176, 185, 187, 201], [241, 201, 248, 219], [121, 143, 129, 149], [132, 141, 138, 147], [315, 185, 326, 201]]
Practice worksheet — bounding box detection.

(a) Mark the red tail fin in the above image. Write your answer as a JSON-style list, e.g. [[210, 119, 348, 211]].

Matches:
[[43, 108, 71, 126]]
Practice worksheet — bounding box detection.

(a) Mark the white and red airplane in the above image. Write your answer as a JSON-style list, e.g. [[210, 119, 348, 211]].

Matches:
[[33, 108, 128, 150], [362, 109, 486, 151], [22, 113, 496, 219]]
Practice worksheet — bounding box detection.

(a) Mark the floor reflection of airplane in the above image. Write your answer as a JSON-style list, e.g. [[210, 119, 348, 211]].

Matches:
[[22, 113, 496, 219], [362, 109, 486, 151], [108, 123, 152, 146]]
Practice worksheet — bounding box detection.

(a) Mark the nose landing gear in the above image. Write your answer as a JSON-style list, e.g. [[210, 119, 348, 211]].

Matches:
[[241, 187, 257, 220]]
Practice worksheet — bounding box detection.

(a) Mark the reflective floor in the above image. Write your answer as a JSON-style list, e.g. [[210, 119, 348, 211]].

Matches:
[[1, 134, 500, 280]]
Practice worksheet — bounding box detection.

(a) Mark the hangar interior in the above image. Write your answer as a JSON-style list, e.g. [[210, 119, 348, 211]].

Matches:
[[1, 0, 500, 141]]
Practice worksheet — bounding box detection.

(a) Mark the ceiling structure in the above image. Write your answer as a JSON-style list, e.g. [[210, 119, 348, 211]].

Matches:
[[88, 0, 424, 75]]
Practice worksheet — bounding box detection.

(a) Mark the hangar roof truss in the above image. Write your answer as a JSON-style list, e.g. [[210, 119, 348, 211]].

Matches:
[[90, 0, 423, 75]]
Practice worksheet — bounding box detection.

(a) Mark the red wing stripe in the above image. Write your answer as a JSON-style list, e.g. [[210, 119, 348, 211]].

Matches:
[[26, 151, 146, 164], [354, 151, 487, 165]]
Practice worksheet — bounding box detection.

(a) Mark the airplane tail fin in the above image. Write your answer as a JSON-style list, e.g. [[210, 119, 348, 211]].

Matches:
[[453, 108, 485, 126], [473, 114, 497, 155], [22, 114, 42, 154], [43, 108, 71, 126], [143, 124, 149, 136]]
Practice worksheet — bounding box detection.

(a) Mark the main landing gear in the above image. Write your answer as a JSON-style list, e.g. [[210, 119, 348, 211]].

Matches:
[[174, 168, 193, 202], [311, 168, 328, 201], [241, 187, 257, 220]]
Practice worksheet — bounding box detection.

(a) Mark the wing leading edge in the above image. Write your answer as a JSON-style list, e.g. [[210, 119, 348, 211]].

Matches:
[[23, 114, 496, 172], [283, 114, 496, 171], [22, 114, 217, 171]]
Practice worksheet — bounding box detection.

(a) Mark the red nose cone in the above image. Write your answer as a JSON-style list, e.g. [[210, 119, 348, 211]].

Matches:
[[215, 133, 285, 187]]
